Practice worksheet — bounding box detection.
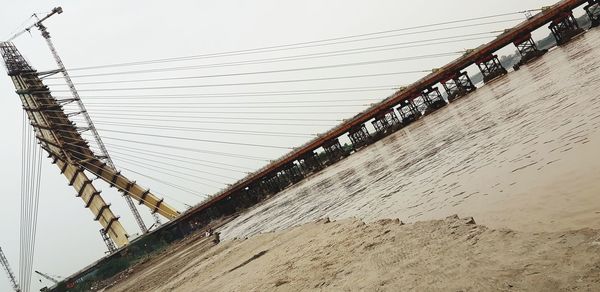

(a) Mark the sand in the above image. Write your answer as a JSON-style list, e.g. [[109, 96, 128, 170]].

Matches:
[[105, 216, 600, 292]]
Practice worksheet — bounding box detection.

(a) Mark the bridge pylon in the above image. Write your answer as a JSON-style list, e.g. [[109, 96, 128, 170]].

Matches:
[[0, 42, 181, 247]]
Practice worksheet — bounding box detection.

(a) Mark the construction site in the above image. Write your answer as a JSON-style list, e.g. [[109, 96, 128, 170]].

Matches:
[[1, 0, 600, 291]]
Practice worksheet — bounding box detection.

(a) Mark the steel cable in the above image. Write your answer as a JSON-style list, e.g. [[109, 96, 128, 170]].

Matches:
[[46, 51, 462, 85], [60, 13, 525, 72]]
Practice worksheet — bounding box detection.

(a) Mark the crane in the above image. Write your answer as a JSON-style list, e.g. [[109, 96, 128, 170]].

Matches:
[[34, 271, 60, 285], [6, 7, 153, 237], [0, 247, 21, 292], [6, 7, 63, 42]]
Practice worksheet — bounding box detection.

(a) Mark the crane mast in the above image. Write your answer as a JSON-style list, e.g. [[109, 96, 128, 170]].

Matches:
[[0, 247, 21, 292]]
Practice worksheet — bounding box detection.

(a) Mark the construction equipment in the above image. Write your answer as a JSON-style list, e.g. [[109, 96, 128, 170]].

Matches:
[[6, 8, 62, 42], [0, 247, 21, 292], [34, 271, 60, 285], [2, 8, 181, 248], [7, 7, 150, 236], [100, 229, 118, 254]]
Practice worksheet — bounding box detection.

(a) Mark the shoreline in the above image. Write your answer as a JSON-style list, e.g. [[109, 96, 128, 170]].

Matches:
[[105, 215, 600, 292]]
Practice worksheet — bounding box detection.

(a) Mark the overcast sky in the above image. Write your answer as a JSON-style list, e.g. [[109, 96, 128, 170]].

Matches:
[[0, 0, 573, 291]]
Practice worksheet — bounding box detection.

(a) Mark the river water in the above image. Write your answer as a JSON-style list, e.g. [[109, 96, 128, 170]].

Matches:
[[219, 29, 600, 240]]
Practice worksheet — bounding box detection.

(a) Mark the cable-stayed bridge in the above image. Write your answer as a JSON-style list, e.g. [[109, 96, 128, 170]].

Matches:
[[1, 0, 599, 291]]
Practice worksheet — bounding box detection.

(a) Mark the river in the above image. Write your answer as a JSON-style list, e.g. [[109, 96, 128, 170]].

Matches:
[[219, 29, 600, 240]]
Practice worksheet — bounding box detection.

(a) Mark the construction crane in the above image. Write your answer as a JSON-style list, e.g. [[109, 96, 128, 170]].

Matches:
[[0, 247, 21, 292], [6, 7, 152, 236], [34, 271, 60, 285]]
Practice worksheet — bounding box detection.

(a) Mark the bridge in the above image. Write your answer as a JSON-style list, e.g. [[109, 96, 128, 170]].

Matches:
[[174, 0, 597, 231], [2, 0, 600, 290]]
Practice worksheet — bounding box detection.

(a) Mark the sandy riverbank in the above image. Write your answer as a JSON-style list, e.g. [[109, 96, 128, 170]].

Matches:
[[105, 215, 600, 292]]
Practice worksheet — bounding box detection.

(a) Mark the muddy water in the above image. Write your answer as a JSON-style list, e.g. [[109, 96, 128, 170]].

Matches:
[[220, 30, 600, 240]]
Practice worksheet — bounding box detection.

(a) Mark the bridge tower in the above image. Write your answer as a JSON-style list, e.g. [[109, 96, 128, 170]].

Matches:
[[0, 42, 181, 247]]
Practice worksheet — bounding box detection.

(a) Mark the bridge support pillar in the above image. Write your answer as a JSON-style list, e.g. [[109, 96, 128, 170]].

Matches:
[[549, 11, 584, 45], [397, 99, 421, 126], [422, 87, 446, 112], [299, 151, 322, 174], [512, 33, 547, 70], [277, 170, 292, 188], [284, 162, 304, 184], [476, 54, 507, 83], [442, 71, 476, 102], [372, 109, 400, 137], [243, 186, 261, 205], [257, 181, 270, 196], [266, 175, 283, 193], [322, 138, 347, 164], [585, 0, 600, 28], [348, 124, 371, 150]]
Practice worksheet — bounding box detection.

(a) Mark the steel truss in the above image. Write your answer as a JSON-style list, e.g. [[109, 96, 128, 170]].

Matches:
[[349, 124, 371, 149], [441, 71, 476, 102], [549, 11, 584, 45], [476, 54, 507, 83]]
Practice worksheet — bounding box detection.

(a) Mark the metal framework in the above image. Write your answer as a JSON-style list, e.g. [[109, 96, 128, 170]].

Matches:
[[100, 229, 117, 253], [514, 33, 538, 57], [34, 271, 59, 285], [322, 138, 346, 163], [421, 87, 446, 111], [275, 171, 292, 189], [348, 124, 371, 149], [372, 109, 401, 135], [397, 99, 421, 125], [441, 71, 476, 102], [549, 11, 583, 45], [512, 33, 549, 70], [0, 42, 180, 247], [476, 54, 507, 83], [584, 0, 600, 27], [32, 8, 149, 235], [283, 163, 303, 183], [299, 152, 322, 174], [0, 247, 20, 292]]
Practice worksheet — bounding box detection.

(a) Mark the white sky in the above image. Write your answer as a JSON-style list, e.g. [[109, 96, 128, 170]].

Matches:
[[0, 0, 575, 291]]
